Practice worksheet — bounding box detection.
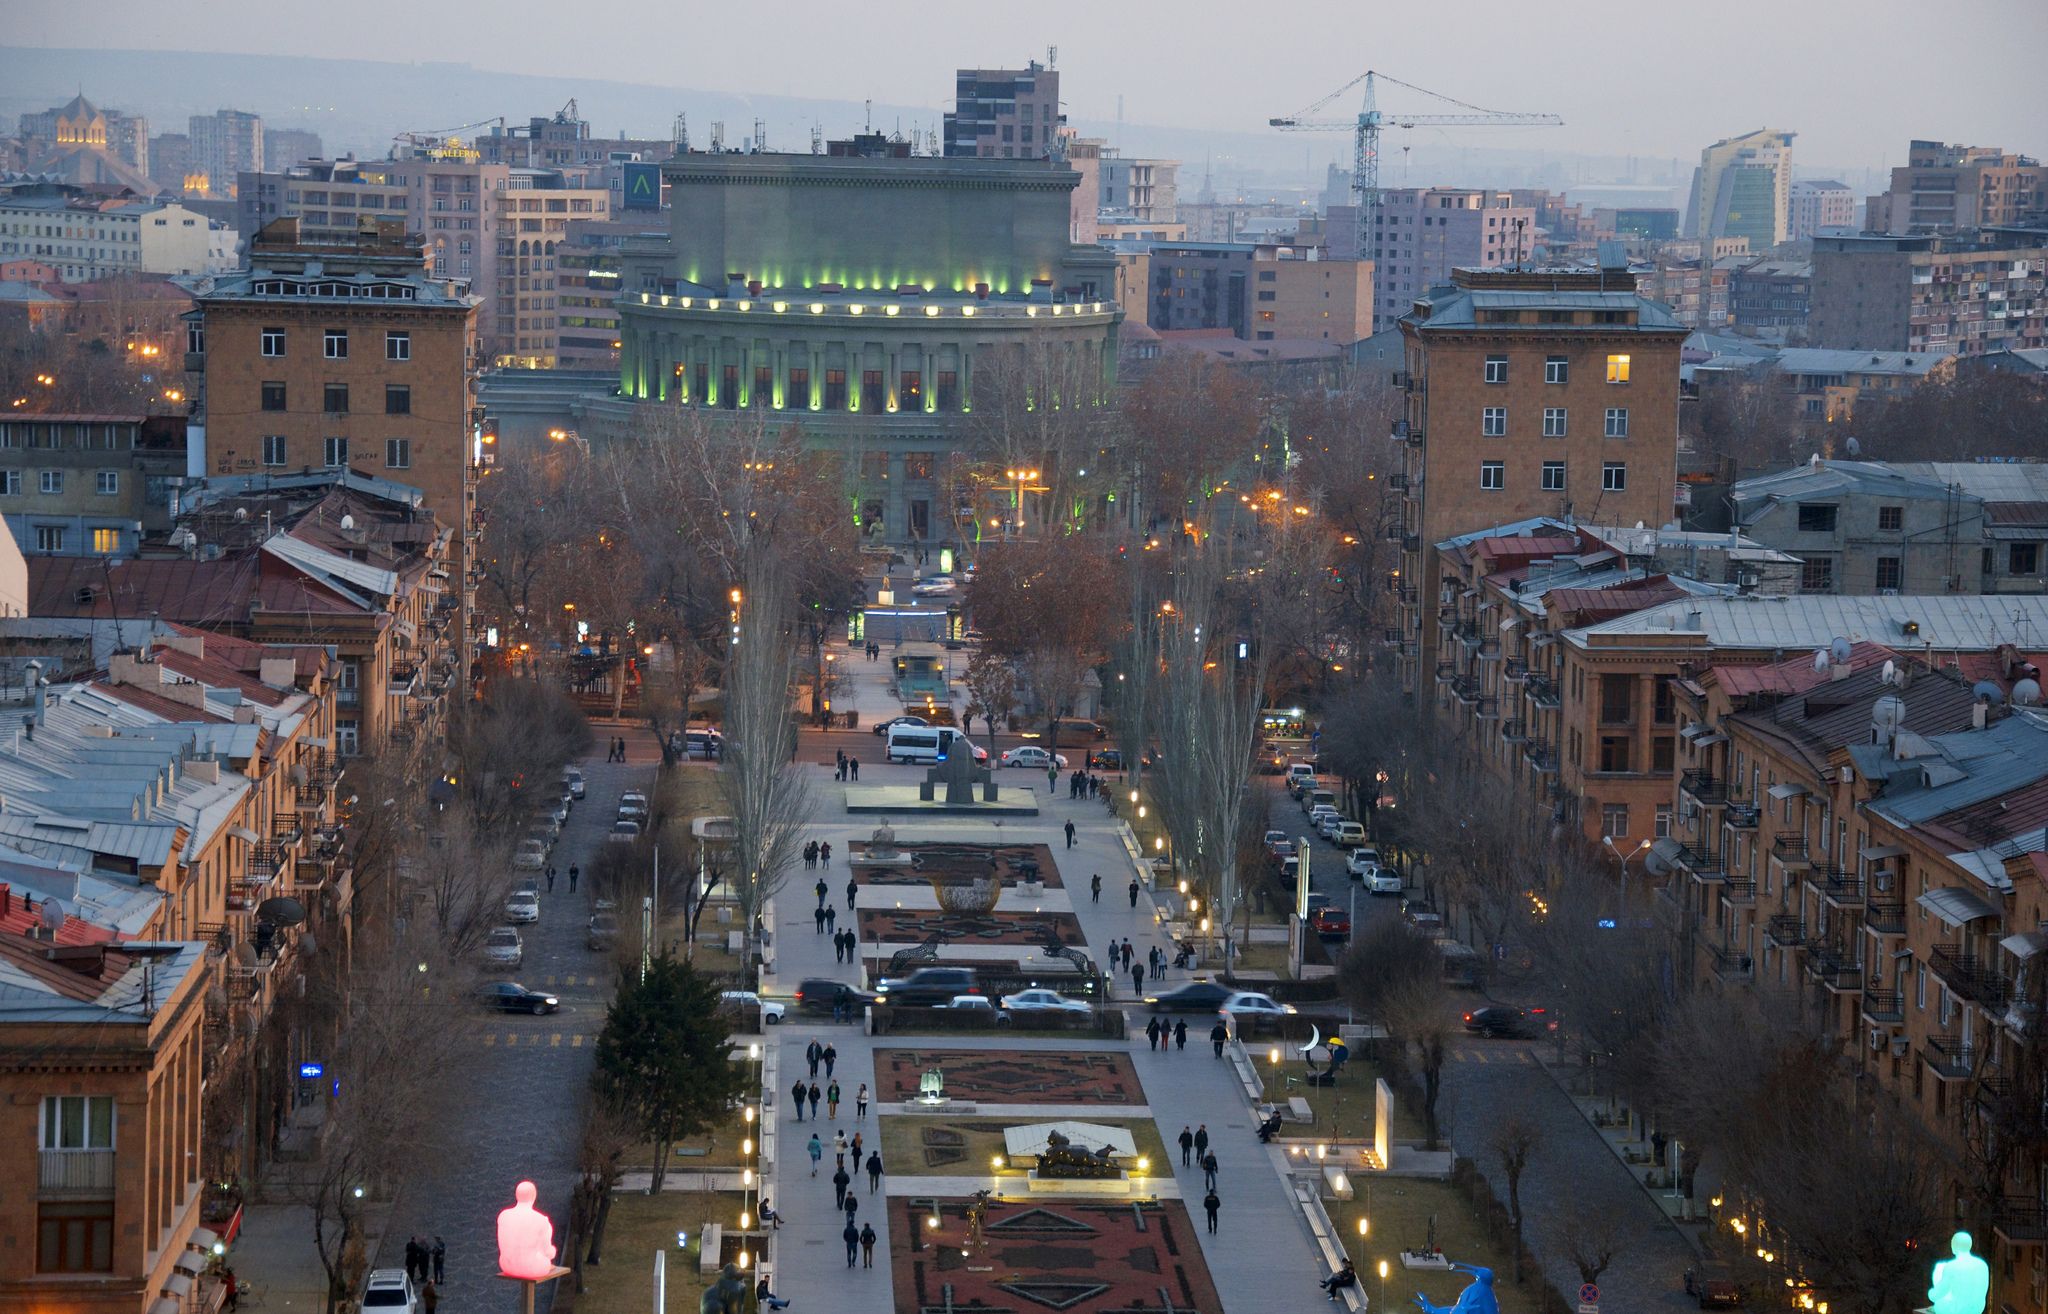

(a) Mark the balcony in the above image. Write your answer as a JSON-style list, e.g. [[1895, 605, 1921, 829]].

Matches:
[[1434, 661, 1457, 684], [1526, 675, 1560, 708], [1455, 618, 1480, 646], [1724, 802, 1760, 830], [1721, 877, 1757, 905], [1500, 718, 1528, 744], [1866, 899, 1907, 934], [1931, 943, 2013, 1009], [1816, 867, 1865, 907], [1381, 627, 1405, 647], [1806, 945, 1863, 993], [1921, 1034, 1976, 1080], [389, 663, 422, 697], [248, 842, 286, 882], [1995, 1198, 2048, 1246], [1475, 696, 1501, 720], [1452, 675, 1480, 705], [1770, 835, 1812, 869], [1524, 740, 1559, 774], [1764, 915, 1807, 948], [1676, 843, 1726, 882], [1437, 604, 1459, 627], [1860, 990, 1904, 1025], [1679, 770, 1728, 805], [1387, 472, 1410, 491], [1503, 660, 1530, 683], [1476, 638, 1502, 660], [338, 686, 362, 709], [39, 1149, 115, 1197], [1709, 943, 1754, 983], [1402, 535, 1422, 555]]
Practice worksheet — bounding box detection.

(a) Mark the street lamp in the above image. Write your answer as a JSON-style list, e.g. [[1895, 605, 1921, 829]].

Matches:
[[1003, 467, 1040, 538], [1378, 1259, 1389, 1309], [1602, 835, 1653, 921]]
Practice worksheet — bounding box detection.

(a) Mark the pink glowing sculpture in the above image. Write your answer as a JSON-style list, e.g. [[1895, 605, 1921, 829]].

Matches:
[[496, 1180, 558, 1280]]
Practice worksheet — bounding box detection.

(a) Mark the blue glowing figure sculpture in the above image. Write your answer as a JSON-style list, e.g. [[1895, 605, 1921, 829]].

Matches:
[[1928, 1231, 1990, 1314], [1413, 1263, 1500, 1314]]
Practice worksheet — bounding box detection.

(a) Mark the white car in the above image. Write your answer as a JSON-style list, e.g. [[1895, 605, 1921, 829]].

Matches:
[[562, 767, 586, 800], [606, 820, 641, 844], [1001, 989, 1090, 1015], [360, 1267, 420, 1313], [504, 890, 541, 924], [1219, 991, 1297, 1021], [482, 926, 523, 969], [1365, 867, 1404, 896], [618, 792, 651, 822], [718, 990, 786, 1024], [999, 746, 1069, 769], [1347, 847, 1381, 880], [1307, 806, 1340, 834], [941, 994, 1000, 1016], [513, 839, 547, 871], [1317, 813, 1349, 841], [911, 577, 958, 597]]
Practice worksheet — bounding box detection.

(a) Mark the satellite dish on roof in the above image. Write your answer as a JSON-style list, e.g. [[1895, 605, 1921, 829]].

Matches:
[[1643, 847, 1671, 877], [1830, 636, 1854, 664], [1811, 649, 1829, 673], [1881, 659, 1898, 685], [38, 899, 65, 936], [1872, 693, 1907, 737], [1973, 680, 2006, 704], [256, 896, 307, 926], [234, 507, 248, 522], [233, 941, 258, 967], [1845, 436, 1862, 456], [2016, 678, 2043, 707], [340, 514, 356, 530]]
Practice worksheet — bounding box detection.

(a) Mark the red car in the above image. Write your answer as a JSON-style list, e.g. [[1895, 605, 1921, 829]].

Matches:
[[1309, 907, 1351, 938]]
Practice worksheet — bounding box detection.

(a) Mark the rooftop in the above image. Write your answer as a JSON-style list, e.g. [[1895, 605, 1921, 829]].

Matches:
[[1567, 593, 2048, 652], [0, 931, 205, 1023], [1771, 348, 1953, 377], [1733, 458, 1973, 516]]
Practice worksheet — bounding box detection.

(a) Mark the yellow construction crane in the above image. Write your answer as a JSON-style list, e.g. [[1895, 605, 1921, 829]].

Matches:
[[1271, 70, 1562, 265]]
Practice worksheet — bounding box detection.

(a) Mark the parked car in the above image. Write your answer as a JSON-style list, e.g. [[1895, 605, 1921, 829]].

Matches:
[[871, 714, 929, 738], [1310, 906, 1351, 938], [1332, 821, 1367, 848], [541, 798, 570, 828], [482, 927, 523, 969], [875, 967, 980, 1006], [513, 839, 547, 871], [1316, 812, 1348, 841], [1308, 805, 1341, 834], [999, 746, 1069, 769], [684, 728, 725, 759], [562, 766, 586, 800], [1262, 829, 1289, 850], [941, 994, 999, 1016], [1144, 980, 1234, 1012], [606, 820, 641, 844], [504, 890, 541, 924], [586, 912, 619, 950], [910, 576, 958, 597], [618, 792, 651, 822], [1269, 839, 1297, 860], [1284, 764, 1317, 793], [718, 990, 787, 1025], [1302, 788, 1337, 816], [1463, 1006, 1538, 1039], [793, 979, 880, 1015], [1087, 748, 1124, 771], [1347, 846, 1381, 879], [1219, 991, 1297, 1022], [1000, 988, 1090, 1015], [360, 1267, 421, 1313], [479, 982, 559, 1015]]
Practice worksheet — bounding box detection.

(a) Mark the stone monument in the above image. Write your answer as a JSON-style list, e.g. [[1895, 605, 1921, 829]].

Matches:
[[919, 749, 996, 804], [916, 1066, 948, 1105]]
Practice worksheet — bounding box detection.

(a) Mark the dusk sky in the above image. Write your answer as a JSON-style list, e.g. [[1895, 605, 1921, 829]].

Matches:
[[9, 0, 2047, 169]]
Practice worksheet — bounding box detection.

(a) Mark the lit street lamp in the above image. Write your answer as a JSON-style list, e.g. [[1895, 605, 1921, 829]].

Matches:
[[1003, 467, 1040, 539]]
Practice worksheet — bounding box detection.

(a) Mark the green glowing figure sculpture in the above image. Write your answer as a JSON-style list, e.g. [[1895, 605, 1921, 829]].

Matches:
[[1928, 1231, 1990, 1314]]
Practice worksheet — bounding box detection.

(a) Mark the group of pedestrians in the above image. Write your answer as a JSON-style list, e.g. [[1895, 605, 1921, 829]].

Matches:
[[1145, 1016, 1190, 1051], [787, 1036, 884, 1276], [833, 750, 863, 781], [1064, 769, 1109, 801], [803, 840, 836, 869], [603, 735, 630, 763], [402, 1236, 444, 1310], [1104, 937, 1174, 995], [830, 927, 859, 963]]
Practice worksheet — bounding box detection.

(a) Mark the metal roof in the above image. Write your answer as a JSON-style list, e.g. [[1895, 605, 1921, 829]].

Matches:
[[1857, 712, 2048, 844], [1893, 462, 2048, 503], [1408, 285, 1687, 333], [1733, 459, 1970, 513], [1772, 348, 1953, 377], [1916, 887, 2000, 928], [1568, 594, 2048, 652]]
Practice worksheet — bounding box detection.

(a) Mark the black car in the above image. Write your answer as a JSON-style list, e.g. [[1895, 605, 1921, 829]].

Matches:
[[875, 966, 980, 1006], [1462, 1005, 1544, 1038], [1088, 748, 1124, 771], [480, 982, 560, 1015], [871, 714, 929, 737], [792, 979, 881, 1016], [1144, 980, 1235, 1013]]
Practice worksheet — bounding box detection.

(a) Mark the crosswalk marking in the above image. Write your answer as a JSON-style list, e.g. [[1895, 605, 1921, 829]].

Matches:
[[550, 1034, 562, 1047], [572, 1034, 585, 1048], [482, 1033, 495, 1047]]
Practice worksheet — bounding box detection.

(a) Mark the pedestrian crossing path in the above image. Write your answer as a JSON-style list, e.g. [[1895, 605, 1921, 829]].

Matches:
[[1446, 1046, 1538, 1065], [525, 973, 601, 988], [479, 1031, 597, 1048]]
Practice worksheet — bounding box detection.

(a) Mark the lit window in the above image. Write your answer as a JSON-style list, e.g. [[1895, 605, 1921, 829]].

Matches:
[[1606, 353, 1631, 384], [91, 527, 120, 554]]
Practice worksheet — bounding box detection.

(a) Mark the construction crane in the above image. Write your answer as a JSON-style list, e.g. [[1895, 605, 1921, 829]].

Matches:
[[1271, 71, 1562, 267]]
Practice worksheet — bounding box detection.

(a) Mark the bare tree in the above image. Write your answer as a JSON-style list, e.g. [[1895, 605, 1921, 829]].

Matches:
[[407, 810, 521, 959], [1337, 918, 1453, 1148], [961, 649, 1018, 750], [718, 552, 811, 961], [1551, 1207, 1625, 1286], [1488, 1116, 1542, 1283], [565, 1092, 640, 1290], [961, 338, 1114, 536]]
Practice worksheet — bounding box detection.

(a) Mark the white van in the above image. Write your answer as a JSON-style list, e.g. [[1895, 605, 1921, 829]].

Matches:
[[885, 725, 983, 765]]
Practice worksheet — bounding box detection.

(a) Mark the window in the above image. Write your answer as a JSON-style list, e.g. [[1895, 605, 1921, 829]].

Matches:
[[1544, 356, 1568, 384], [1652, 735, 1676, 773], [386, 331, 411, 361], [1654, 807, 1673, 838], [323, 328, 348, 359], [1543, 407, 1567, 437], [262, 435, 287, 466], [1602, 462, 1627, 492], [2012, 543, 2041, 576], [1480, 460, 1505, 491], [260, 326, 286, 357], [0, 471, 19, 495], [1598, 737, 1632, 773], [1876, 556, 1903, 591], [94, 470, 117, 496], [385, 438, 411, 469], [324, 436, 348, 468], [860, 370, 884, 412], [1541, 461, 1566, 491], [1482, 407, 1506, 437], [823, 369, 847, 410], [786, 366, 808, 407], [1484, 355, 1508, 384], [901, 370, 922, 409], [936, 370, 959, 411], [1600, 674, 1633, 724], [385, 385, 410, 415], [324, 383, 349, 414], [39, 469, 63, 495], [720, 364, 739, 409], [337, 720, 359, 756], [1601, 803, 1630, 838], [1603, 407, 1629, 438], [1877, 505, 1904, 531], [38, 1201, 113, 1274], [261, 381, 287, 412], [1796, 504, 1838, 533], [90, 526, 120, 554], [754, 364, 772, 407], [34, 525, 64, 553], [1606, 353, 1631, 384], [1801, 557, 1836, 592]]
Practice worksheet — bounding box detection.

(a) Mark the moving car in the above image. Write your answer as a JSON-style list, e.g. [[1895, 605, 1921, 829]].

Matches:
[[999, 746, 1069, 769], [479, 982, 559, 1015], [562, 767, 586, 800], [513, 838, 547, 871], [684, 728, 725, 759], [941, 994, 998, 1015], [875, 966, 980, 1006], [586, 912, 619, 951], [793, 979, 880, 1015], [1260, 742, 1290, 774], [1310, 906, 1351, 938], [871, 714, 929, 737], [1088, 749, 1124, 771], [718, 990, 786, 1024], [910, 576, 958, 597], [1144, 980, 1234, 1013], [360, 1268, 421, 1313], [1051, 719, 1107, 746], [504, 890, 541, 924], [1000, 988, 1091, 1015], [1463, 1005, 1541, 1038], [606, 820, 641, 844], [1219, 991, 1297, 1021], [482, 926, 523, 969], [884, 725, 986, 765], [618, 792, 651, 822]]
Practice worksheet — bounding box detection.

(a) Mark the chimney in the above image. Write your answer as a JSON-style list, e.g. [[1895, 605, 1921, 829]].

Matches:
[[259, 657, 296, 689], [108, 652, 163, 689], [1973, 701, 1989, 730], [160, 633, 206, 659], [1830, 661, 1851, 681]]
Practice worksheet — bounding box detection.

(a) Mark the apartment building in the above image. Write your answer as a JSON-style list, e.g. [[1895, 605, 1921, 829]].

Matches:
[[1122, 240, 1371, 344], [1809, 229, 2048, 356], [1393, 267, 1689, 695], [1099, 152, 1179, 224], [1726, 259, 1811, 337], [0, 413, 189, 557], [1866, 140, 2048, 235], [0, 185, 223, 283], [1787, 179, 1856, 239], [188, 109, 263, 198], [1328, 189, 1538, 333], [944, 61, 1063, 159], [1686, 129, 1796, 251]]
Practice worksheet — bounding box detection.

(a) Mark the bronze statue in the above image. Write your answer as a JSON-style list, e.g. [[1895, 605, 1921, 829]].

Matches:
[[700, 1262, 748, 1314], [1037, 1128, 1123, 1180]]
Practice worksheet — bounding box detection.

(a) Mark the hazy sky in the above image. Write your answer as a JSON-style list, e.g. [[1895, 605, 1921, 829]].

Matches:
[[11, 0, 2047, 169]]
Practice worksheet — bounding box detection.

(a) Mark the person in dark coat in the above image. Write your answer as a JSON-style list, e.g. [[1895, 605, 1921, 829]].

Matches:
[[1202, 1152, 1219, 1191], [860, 1221, 877, 1268], [1128, 878, 1141, 907], [843, 1220, 861, 1267], [1146, 1017, 1162, 1050], [866, 1150, 884, 1193], [808, 1082, 822, 1120], [1174, 1019, 1189, 1051], [792, 1077, 808, 1121], [1211, 1021, 1229, 1057], [832, 1164, 851, 1208], [1193, 1125, 1210, 1161], [1203, 1188, 1221, 1233], [1178, 1125, 1196, 1166]]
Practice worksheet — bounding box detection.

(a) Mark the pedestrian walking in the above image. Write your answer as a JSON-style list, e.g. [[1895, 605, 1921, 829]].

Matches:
[[843, 1193, 860, 1225], [1047, 764, 1058, 794], [825, 905, 837, 934], [866, 1150, 883, 1193], [814, 878, 829, 908], [814, 906, 826, 934], [850, 1130, 863, 1163], [1146, 1017, 1162, 1051], [833, 933, 844, 964], [827, 1081, 842, 1120], [860, 1222, 877, 1268], [221, 1268, 241, 1311], [808, 1134, 823, 1175], [618, 737, 629, 764], [832, 1165, 851, 1208], [847, 878, 859, 911], [836, 748, 847, 779], [792, 1077, 809, 1121], [843, 1220, 861, 1268], [1194, 1124, 1209, 1161], [546, 864, 556, 893], [1203, 1189, 1221, 1233], [1128, 878, 1140, 908], [432, 1236, 445, 1284], [404, 1238, 421, 1285], [568, 864, 579, 892], [1091, 873, 1102, 903], [821, 841, 832, 864], [823, 1043, 838, 1078], [1131, 962, 1145, 995], [856, 1083, 869, 1120], [1178, 1125, 1195, 1166], [422, 1279, 439, 1314], [1174, 1019, 1188, 1051], [833, 1129, 848, 1167], [1202, 1152, 1219, 1191], [1210, 1021, 1228, 1058], [1064, 819, 1076, 849], [807, 1040, 823, 1079], [808, 1082, 822, 1120]]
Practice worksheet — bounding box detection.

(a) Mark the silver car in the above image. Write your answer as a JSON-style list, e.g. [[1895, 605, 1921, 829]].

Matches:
[[482, 926, 523, 969]]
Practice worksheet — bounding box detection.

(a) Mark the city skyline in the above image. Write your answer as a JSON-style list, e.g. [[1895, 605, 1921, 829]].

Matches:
[[6, 0, 2045, 172]]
